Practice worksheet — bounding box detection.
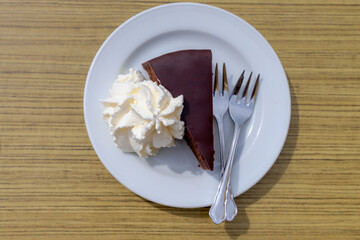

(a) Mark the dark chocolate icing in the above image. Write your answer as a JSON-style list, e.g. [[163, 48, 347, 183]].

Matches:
[[142, 50, 214, 170]]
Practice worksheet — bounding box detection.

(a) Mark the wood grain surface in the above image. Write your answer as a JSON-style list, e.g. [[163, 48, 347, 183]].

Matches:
[[1, 0, 359, 239]]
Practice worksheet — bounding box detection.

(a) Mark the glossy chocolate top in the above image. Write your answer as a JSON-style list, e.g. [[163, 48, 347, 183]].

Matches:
[[142, 50, 214, 170]]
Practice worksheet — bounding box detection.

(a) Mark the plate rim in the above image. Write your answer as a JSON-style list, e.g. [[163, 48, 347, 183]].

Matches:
[[83, 2, 291, 208]]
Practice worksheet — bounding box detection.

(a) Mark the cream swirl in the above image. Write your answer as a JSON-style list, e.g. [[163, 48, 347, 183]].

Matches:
[[101, 69, 185, 158]]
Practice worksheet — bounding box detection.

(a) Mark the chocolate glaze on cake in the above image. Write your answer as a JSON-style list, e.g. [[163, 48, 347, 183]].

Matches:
[[142, 49, 214, 170]]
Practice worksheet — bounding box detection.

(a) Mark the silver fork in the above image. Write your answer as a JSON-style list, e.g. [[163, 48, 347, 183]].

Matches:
[[212, 63, 229, 173], [209, 64, 236, 224], [209, 71, 260, 224], [211, 63, 237, 223]]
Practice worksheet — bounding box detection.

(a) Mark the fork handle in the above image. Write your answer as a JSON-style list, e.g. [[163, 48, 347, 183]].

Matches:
[[225, 124, 241, 221], [209, 124, 240, 224]]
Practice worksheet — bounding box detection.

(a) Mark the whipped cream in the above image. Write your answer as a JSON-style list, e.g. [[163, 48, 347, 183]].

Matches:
[[101, 69, 185, 158]]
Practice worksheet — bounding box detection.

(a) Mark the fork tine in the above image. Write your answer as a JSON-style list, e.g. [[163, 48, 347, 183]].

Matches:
[[251, 74, 260, 101], [232, 70, 245, 95], [214, 63, 219, 93], [242, 72, 252, 98], [222, 63, 228, 94]]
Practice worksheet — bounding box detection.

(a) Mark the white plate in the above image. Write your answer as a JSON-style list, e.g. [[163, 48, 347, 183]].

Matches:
[[84, 3, 291, 208]]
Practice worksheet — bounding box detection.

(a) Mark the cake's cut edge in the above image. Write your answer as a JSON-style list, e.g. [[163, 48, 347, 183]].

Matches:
[[142, 62, 161, 85], [184, 129, 211, 170]]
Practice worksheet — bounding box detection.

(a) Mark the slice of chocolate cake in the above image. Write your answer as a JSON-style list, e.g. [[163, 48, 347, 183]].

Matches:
[[142, 49, 214, 170]]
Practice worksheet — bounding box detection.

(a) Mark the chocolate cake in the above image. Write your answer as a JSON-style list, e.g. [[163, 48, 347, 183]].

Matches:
[[142, 50, 214, 170]]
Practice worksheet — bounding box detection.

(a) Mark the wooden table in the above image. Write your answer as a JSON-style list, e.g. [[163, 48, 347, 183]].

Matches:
[[1, 0, 359, 239]]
